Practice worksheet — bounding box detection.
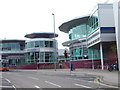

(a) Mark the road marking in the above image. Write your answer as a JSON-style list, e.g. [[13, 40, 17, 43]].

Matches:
[[28, 77, 39, 80], [12, 85, 17, 90], [35, 85, 44, 90], [45, 81, 62, 88], [74, 83, 91, 88], [94, 80, 119, 88], [4, 78, 16, 90], [5, 78, 11, 83], [0, 86, 13, 88], [35, 85, 40, 88]]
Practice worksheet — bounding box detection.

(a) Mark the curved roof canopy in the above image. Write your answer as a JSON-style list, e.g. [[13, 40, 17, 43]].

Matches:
[[62, 37, 87, 47], [62, 40, 78, 47], [59, 16, 89, 33], [25, 32, 58, 39]]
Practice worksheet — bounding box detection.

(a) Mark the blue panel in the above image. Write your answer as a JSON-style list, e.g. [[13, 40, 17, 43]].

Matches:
[[100, 27, 115, 30], [100, 27, 115, 33]]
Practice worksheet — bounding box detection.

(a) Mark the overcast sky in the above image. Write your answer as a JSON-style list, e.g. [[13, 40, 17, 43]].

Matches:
[[0, 0, 114, 49]]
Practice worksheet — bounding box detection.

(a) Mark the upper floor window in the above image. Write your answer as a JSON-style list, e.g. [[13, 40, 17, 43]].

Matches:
[[0, 43, 23, 51], [69, 24, 87, 40], [26, 40, 55, 48], [87, 9, 99, 35]]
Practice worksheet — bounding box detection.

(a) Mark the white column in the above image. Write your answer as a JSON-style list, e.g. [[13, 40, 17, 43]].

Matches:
[[0, 54, 2, 60], [92, 49, 94, 70], [113, 0, 120, 71], [100, 43, 104, 70], [39, 48, 40, 63]]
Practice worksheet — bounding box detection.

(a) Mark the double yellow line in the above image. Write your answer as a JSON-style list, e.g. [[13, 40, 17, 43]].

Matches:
[[92, 77, 120, 88]]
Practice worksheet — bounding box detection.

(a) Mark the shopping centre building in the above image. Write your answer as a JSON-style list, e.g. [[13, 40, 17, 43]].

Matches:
[[113, 0, 120, 71], [59, 2, 120, 70], [0, 32, 58, 69], [24, 32, 58, 63], [0, 39, 25, 66], [0, 1, 120, 70]]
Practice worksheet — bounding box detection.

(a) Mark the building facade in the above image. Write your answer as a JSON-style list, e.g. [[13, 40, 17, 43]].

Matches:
[[25, 32, 58, 63], [59, 4, 118, 69], [0, 40, 25, 66], [0, 32, 58, 69], [113, 0, 120, 71]]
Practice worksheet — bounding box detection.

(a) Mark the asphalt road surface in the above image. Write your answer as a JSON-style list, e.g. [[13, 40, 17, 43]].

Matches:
[[0, 69, 118, 90]]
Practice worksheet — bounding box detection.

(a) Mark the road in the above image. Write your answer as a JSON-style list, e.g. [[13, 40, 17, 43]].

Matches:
[[0, 69, 118, 89]]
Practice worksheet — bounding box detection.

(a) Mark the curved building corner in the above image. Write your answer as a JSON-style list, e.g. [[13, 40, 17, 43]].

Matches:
[[59, 3, 118, 70], [24, 32, 58, 64]]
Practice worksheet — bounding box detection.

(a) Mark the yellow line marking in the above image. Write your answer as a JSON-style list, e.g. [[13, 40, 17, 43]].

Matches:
[[93, 80, 119, 88]]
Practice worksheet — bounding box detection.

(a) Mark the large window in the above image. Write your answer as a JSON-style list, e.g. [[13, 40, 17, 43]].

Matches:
[[87, 10, 99, 35], [68, 10, 98, 40], [0, 43, 24, 51], [88, 48, 100, 60], [69, 24, 87, 40], [25, 52, 56, 63], [70, 48, 84, 60], [26, 40, 56, 49], [70, 47, 100, 61]]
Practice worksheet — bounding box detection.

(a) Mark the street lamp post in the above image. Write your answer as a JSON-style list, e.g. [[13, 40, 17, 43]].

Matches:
[[52, 13, 56, 71]]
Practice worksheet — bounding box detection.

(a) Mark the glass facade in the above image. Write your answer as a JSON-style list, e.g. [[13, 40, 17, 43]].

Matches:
[[67, 9, 100, 61], [0, 41, 25, 66], [25, 40, 58, 63], [87, 10, 99, 35], [69, 45, 101, 61], [88, 48, 100, 60], [0, 42, 24, 51], [68, 10, 99, 40], [69, 47, 97, 60], [68, 23, 89, 60], [25, 40, 57, 49], [69, 24, 87, 40], [0, 33, 58, 66], [70, 48, 84, 60], [25, 52, 56, 63], [3, 57, 25, 66], [8, 57, 25, 66], [68, 10, 99, 41]]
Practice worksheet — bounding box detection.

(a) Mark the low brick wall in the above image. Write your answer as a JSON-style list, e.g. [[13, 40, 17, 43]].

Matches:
[[13, 58, 118, 70], [18, 64, 37, 69]]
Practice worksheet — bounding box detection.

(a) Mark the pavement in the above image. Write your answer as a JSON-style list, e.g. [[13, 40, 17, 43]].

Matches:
[[45, 68, 120, 88]]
